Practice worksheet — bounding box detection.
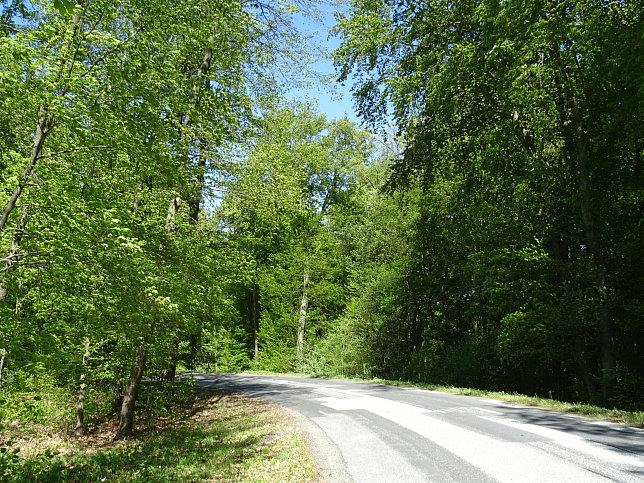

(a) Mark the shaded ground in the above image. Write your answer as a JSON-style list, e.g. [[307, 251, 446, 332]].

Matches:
[[1, 388, 319, 482]]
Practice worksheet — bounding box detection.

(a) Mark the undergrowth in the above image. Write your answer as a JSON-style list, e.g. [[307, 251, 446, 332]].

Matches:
[[1, 380, 318, 482]]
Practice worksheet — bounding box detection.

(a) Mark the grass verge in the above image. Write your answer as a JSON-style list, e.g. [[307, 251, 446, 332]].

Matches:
[[242, 370, 643, 428], [1, 387, 319, 482], [347, 376, 644, 427]]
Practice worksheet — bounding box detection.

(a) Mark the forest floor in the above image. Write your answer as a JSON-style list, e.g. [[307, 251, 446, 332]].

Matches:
[[1, 387, 320, 482]]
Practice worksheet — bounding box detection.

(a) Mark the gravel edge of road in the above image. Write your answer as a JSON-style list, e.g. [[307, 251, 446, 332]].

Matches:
[[284, 407, 353, 483]]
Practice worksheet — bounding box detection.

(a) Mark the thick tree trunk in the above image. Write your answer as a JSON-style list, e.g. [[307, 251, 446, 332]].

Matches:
[[75, 338, 90, 436], [115, 344, 147, 440], [296, 264, 309, 360], [164, 196, 182, 231]]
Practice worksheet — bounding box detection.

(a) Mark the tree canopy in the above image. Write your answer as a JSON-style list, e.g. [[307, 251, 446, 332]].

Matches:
[[0, 0, 641, 440]]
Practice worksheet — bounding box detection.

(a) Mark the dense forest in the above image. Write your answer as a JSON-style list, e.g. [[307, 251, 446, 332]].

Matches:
[[0, 0, 642, 438]]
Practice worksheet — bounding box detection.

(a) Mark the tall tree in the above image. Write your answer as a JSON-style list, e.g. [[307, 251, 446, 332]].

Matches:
[[334, 0, 643, 403]]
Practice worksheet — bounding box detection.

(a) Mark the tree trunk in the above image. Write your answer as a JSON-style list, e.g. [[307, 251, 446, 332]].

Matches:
[[162, 197, 182, 380], [577, 353, 598, 399], [163, 341, 177, 382], [188, 142, 207, 224], [110, 334, 126, 413], [0, 348, 6, 389], [111, 377, 124, 415], [115, 344, 147, 440], [0, 205, 27, 301], [164, 196, 182, 231], [296, 264, 309, 360], [75, 338, 90, 436], [251, 284, 259, 359], [184, 43, 214, 224], [0, 2, 84, 234], [569, 93, 615, 401], [0, 111, 52, 235]]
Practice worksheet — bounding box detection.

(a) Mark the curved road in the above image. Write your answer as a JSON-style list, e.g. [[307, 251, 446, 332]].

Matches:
[[191, 373, 644, 482]]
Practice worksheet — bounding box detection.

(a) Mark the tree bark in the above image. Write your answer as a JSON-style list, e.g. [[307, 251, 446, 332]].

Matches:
[[251, 284, 259, 359], [164, 196, 182, 231], [296, 263, 309, 360], [550, 226, 598, 398], [0, 205, 27, 301], [163, 342, 177, 382], [111, 377, 124, 414], [184, 43, 214, 224], [162, 196, 183, 380], [0, 348, 6, 389], [0, 113, 51, 235], [75, 337, 90, 436], [115, 344, 147, 439]]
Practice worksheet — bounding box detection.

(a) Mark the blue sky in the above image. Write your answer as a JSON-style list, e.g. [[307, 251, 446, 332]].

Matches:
[[284, 2, 363, 126]]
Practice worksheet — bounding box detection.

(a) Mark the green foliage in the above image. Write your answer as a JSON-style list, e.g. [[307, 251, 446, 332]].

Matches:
[[218, 103, 374, 373], [136, 379, 196, 416], [331, 0, 644, 409], [0, 0, 642, 443], [199, 326, 251, 373], [0, 374, 73, 430], [2, 388, 317, 482], [317, 314, 370, 378], [0, 442, 21, 481]]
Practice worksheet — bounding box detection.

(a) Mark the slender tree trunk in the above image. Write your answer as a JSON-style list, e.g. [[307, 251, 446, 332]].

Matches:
[[251, 284, 259, 359], [0, 111, 52, 234], [0, 348, 6, 389], [188, 143, 207, 224], [184, 42, 214, 223], [161, 197, 181, 381], [296, 263, 309, 360], [111, 377, 124, 414], [0, 205, 27, 301], [115, 344, 147, 440], [162, 196, 182, 380], [163, 341, 177, 382], [0, 2, 84, 234], [110, 334, 126, 413], [75, 338, 90, 436]]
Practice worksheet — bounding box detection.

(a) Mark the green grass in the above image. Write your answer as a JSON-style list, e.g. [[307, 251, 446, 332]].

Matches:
[[342, 376, 644, 427], [237, 370, 644, 428], [2, 387, 319, 482]]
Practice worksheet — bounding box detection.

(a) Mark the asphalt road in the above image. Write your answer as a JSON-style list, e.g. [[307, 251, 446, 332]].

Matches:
[[191, 373, 644, 482]]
